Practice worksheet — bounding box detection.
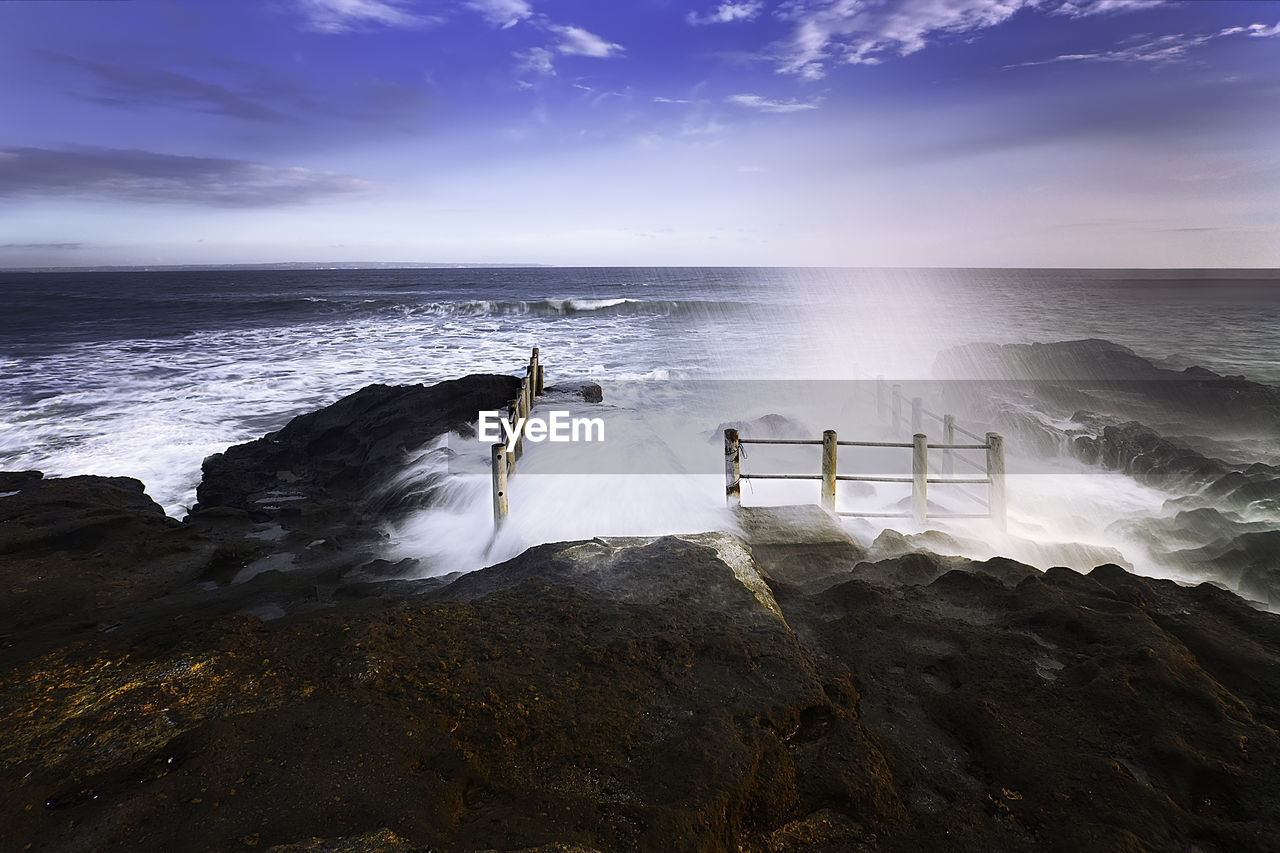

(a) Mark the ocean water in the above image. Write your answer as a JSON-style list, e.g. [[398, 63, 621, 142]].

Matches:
[[2, 267, 1278, 581]]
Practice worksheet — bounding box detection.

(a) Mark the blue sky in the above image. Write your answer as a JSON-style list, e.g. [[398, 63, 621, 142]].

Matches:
[[1, 0, 1278, 267]]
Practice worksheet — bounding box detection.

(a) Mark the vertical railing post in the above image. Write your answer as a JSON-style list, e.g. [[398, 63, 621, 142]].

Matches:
[[912, 433, 928, 525], [491, 443, 509, 524], [821, 429, 838, 512], [515, 379, 529, 458], [724, 429, 741, 506], [505, 404, 517, 475], [911, 396, 923, 435], [891, 384, 903, 433], [987, 432, 1007, 532], [876, 376, 887, 423], [943, 415, 956, 476]]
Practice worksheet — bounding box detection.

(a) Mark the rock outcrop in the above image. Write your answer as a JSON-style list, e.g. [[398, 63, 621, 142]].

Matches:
[[4, 365, 1280, 852], [194, 374, 520, 536], [2, 527, 1278, 852]]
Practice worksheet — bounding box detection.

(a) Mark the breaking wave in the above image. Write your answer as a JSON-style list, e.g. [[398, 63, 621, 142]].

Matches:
[[407, 297, 747, 319]]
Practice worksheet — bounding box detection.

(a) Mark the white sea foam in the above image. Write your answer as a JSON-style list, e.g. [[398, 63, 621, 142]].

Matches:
[[3, 268, 1277, 593]]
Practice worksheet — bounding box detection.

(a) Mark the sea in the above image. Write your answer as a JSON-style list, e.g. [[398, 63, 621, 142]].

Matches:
[[3, 267, 1278, 583]]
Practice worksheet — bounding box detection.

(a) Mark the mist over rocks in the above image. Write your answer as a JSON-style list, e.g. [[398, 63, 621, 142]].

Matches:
[[934, 338, 1280, 429], [930, 338, 1280, 601], [193, 374, 520, 538]]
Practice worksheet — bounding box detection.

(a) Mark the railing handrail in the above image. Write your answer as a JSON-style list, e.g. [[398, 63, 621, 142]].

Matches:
[[877, 378, 990, 446], [491, 346, 544, 525], [725, 426, 1007, 529], [740, 436, 992, 451], [738, 438, 824, 445]]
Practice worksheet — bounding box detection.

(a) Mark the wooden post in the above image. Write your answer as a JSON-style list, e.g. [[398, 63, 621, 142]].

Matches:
[[821, 429, 838, 512], [911, 396, 923, 435], [516, 379, 529, 458], [987, 432, 1007, 532], [876, 376, 887, 422], [912, 433, 928, 525], [891, 384, 903, 433], [503, 405, 517, 475], [724, 429, 740, 506], [943, 415, 956, 476], [535, 363, 545, 396], [491, 443, 509, 524], [531, 347, 541, 395]]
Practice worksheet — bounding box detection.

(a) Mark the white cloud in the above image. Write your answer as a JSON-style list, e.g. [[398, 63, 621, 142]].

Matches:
[[1245, 21, 1280, 38], [465, 0, 533, 28], [1054, 0, 1165, 18], [770, 0, 1170, 78], [1013, 19, 1280, 68], [1008, 32, 1216, 66], [653, 96, 693, 104], [727, 93, 822, 112], [551, 24, 625, 58], [773, 0, 1040, 79], [515, 46, 556, 77], [681, 117, 730, 136], [687, 2, 765, 26], [295, 0, 433, 33]]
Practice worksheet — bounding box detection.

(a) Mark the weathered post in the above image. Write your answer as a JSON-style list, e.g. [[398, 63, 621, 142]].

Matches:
[[724, 428, 741, 507], [911, 396, 923, 435], [516, 378, 529, 458], [531, 347, 541, 395], [491, 443, 509, 524], [987, 432, 1007, 532], [876, 376, 887, 422], [821, 429, 838, 512], [943, 414, 956, 476], [535, 363, 545, 396], [912, 433, 928, 525], [891, 384, 903, 433], [505, 405, 517, 475]]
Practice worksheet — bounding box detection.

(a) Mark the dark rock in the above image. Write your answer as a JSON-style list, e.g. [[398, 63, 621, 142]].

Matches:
[[3, 530, 1280, 852], [0, 473, 208, 637], [542, 382, 603, 403], [712, 413, 811, 440], [0, 534, 898, 853], [193, 374, 520, 537], [0, 470, 45, 492], [6, 359, 1280, 853]]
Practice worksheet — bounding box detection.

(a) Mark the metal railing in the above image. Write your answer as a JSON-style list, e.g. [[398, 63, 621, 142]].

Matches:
[[490, 347, 543, 524], [724, 428, 1006, 530], [876, 377, 993, 476]]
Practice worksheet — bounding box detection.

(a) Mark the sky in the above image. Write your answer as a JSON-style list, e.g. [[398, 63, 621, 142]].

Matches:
[[1, 0, 1278, 268]]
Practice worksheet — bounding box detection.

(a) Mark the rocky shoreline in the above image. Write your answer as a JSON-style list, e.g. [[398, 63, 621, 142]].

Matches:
[[3, 350, 1280, 852]]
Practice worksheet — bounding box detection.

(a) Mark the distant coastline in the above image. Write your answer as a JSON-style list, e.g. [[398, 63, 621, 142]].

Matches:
[[0, 261, 555, 273]]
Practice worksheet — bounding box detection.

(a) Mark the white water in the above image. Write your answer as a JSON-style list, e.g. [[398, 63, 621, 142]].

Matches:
[[3, 267, 1278, 591]]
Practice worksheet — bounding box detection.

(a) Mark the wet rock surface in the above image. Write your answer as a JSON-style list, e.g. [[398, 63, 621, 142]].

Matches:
[[3, 363, 1280, 852], [3, 519, 1280, 851], [193, 374, 520, 541], [930, 339, 1280, 603]]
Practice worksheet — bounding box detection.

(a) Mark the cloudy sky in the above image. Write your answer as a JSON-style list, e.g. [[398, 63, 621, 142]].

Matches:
[[2, 0, 1278, 267]]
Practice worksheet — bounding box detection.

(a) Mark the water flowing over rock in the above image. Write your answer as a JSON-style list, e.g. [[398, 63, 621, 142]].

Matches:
[[4, 367, 1280, 852], [194, 374, 520, 535]]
